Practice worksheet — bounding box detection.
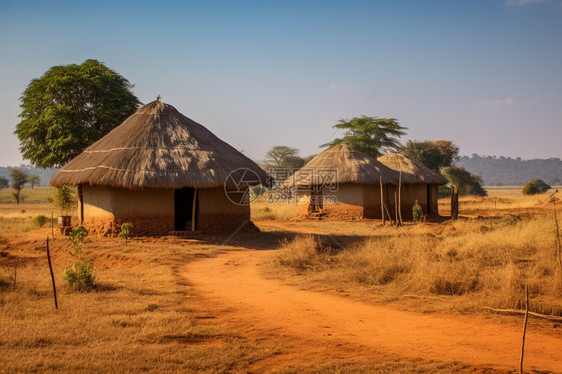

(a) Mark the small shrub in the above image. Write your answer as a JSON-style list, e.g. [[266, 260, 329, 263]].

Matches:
[[63, 261, 95, 291], [412, 200, 423, 223], [522, 179, 551, 195], [119, 223, 134, 245], [32, 215, 49, 227]]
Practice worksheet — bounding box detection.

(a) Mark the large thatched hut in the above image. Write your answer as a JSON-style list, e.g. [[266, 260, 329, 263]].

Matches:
[[51, 100, 267, 235], [282, 143, 401, 219], [378, 152, 448, 218]]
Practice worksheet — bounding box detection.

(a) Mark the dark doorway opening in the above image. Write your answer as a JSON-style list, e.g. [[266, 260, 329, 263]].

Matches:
[[426, 184, 432, 215], [174, 187, 198, 231]]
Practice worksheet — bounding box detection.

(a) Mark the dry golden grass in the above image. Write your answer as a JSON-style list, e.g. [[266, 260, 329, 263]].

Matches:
[[267, 188, 562, 316], [251, 193, 299, 221]]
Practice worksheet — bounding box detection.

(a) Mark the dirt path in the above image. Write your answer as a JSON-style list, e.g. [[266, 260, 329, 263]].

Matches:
[[183, 249, 562, 373]]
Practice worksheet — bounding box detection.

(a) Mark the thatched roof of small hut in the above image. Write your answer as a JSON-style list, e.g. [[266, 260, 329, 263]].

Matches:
[[51, 100, 267, 189], [282, 143, 400, 188], [378, 152, 448, 185]]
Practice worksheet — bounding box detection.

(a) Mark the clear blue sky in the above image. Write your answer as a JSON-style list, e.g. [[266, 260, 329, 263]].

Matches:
[[1, 0, 561, 166]]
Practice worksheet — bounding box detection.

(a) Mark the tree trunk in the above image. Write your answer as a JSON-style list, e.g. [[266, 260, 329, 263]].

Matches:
[[451, 185, 459, 220]]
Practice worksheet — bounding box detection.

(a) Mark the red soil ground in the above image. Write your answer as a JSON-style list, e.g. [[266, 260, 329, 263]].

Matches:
[[183, 249, 562, 373]]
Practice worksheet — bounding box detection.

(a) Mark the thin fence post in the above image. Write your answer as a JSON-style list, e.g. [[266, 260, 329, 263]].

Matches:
[[520, 285, 529, 374], [46, 237, 58, 310]]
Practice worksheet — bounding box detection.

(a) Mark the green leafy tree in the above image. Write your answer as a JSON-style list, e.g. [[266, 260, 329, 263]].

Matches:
[[441, 166, 487, 197], [401, 140, 459, 171], [0, 176, 8, 189], [10, 168, 28, 205], [322, 116, 407, 158], [15, 59, 140, 168], [522, 179, 551, 195], [264, 146, 305, 169], [26, 174, 40, 189]]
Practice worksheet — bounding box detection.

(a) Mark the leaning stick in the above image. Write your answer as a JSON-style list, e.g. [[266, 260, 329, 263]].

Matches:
[[46, 237, 58, 310], [520, 285, 529, 374]]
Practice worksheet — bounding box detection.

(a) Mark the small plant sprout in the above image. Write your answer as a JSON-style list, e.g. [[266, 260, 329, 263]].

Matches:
[[119, 223, 134, 246], [412, 200, 423, 224]]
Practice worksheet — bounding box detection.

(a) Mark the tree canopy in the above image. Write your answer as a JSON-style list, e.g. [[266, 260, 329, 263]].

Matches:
[[264, 145, 305, 169], [401, 140, 459, 171], [322, 116, 407, 158], [15, 59, 140, 168], [441, 166, 487, 197]]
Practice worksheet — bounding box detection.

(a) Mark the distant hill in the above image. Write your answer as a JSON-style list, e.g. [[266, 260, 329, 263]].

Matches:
[[455, 155, 562, 186], [0, 165, 58, 186]]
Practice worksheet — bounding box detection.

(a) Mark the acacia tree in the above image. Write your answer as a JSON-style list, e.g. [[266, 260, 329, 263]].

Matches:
[[442, 166, 487, 197], [401, 140, 459, 171], [0, 176, 8, 189], [10, 168, 28, 205], [322, 116, 407, 158], [264, 146, 305, 169], [15, 59, 140, 168]]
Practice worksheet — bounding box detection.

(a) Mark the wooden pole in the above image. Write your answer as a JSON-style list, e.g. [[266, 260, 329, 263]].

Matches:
[[380, 176, 385, 225], [398, 172, 403, 226], [51, 212, 54, 240], [46, 237, 58, 310], [394, 191, 398, 226], [191, 188, 198, 232], [520, 285, 529, 374]]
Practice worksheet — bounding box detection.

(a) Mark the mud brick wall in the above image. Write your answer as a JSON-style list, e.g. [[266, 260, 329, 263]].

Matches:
[[84, 215, 174, 236]]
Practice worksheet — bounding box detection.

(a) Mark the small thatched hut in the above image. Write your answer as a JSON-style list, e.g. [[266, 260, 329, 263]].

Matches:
[[282, 143, 401, 219], [378, 152, 448, 217], [51, 100, 267, 235]]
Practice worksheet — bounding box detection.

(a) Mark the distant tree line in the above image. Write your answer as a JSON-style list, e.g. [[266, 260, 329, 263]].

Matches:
[[455, 155, 562, 186]]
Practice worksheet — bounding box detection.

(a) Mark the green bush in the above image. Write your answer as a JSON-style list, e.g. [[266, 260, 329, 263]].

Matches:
[[119, 222, 134, 245], [522, 179, 551, 195], [33, 215, 49, 227], [63, 261, 95, 291]]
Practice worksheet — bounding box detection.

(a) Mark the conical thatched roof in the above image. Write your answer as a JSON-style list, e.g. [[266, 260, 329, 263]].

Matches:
[[51, 100, 267, 189], [378, 152, 448, 185], [282, 143, 400, 188]]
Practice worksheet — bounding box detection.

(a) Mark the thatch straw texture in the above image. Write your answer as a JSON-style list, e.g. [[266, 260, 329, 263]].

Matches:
[[378, 152, 449, 185], [51, 100, 267, 189], [282, 143, 401, 188]]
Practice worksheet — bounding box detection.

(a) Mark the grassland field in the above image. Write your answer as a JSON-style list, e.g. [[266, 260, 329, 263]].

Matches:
[[0, 186, 561, 373]]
